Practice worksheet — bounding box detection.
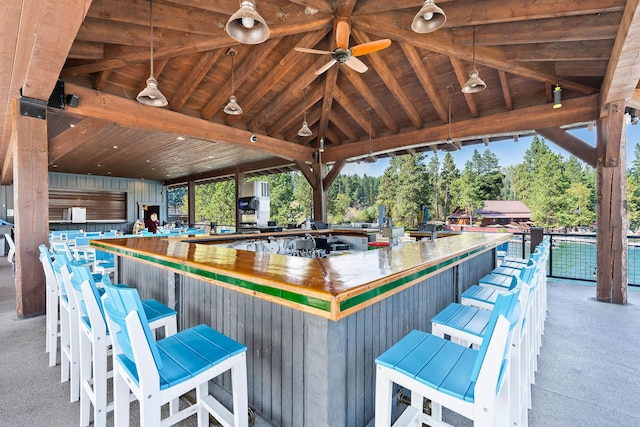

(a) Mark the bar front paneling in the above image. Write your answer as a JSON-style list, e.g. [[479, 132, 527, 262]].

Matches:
[[115, 240, 497, 426]]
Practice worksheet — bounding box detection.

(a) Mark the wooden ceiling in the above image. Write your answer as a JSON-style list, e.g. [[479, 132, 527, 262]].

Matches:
[[2, 0, 640, 185]]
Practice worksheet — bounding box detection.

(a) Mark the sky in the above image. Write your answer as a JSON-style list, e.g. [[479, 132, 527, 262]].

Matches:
[[341, 122, 640, 177]]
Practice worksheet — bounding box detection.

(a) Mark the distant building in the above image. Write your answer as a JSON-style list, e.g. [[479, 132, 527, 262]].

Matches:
[[448, 200, 532, 228]]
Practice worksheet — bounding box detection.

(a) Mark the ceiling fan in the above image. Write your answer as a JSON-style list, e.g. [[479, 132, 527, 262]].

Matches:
[[295, 21, 391, 75]]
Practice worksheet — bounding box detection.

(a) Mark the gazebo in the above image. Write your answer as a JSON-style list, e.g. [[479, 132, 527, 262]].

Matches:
[[1, 0, 637, 315]]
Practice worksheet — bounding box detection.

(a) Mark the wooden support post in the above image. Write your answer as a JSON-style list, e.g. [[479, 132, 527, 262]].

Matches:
[[595, 102, 628, 304], [312, 157, 327, 222], [235, 171, 244, 229], [13, 100, 48, 317], [187, 179, 196, 227]]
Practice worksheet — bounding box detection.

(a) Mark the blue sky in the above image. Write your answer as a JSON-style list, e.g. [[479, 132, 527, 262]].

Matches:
[[341, 123, 640, 177]]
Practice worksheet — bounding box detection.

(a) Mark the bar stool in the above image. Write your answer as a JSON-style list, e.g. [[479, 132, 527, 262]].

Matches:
[[39, 244, 60, 367], [375, 292, 518, 427], [101, 282, 249, 427], [65, 263, 178, 427]]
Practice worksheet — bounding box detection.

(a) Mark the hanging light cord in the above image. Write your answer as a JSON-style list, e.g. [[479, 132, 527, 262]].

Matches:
[[149, 0, 155, 78], [368, 109, 372, 154], [448, 88, 452, 140], [230, 52, 236, 95], [471, 25, 476, 70], [303, 88, 307, 122]]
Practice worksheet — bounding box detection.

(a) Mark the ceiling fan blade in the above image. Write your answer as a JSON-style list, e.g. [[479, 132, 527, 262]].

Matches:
[[294, 47, 333, 55], [336, 20, 350, 50], [345, 56, 368, 73], [351, 39, 392, 57], [315, 59, 338, 75]]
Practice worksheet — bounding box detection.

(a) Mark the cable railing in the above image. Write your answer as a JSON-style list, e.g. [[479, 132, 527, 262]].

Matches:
[[502, 231, 639, 287]]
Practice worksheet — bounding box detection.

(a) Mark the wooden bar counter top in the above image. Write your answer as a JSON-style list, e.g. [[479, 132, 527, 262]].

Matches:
[[92, 231, 507, 321]]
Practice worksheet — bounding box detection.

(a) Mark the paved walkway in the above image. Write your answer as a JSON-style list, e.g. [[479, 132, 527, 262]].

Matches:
[[1, 258, 639, 426]]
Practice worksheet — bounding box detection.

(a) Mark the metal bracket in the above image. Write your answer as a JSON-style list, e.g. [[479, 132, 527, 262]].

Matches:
[[19, 95, 47, 120]]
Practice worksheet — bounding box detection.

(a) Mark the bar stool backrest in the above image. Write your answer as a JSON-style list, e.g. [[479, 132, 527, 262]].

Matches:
[[470, 289, 520, 385], [102, 282, 163, 369]]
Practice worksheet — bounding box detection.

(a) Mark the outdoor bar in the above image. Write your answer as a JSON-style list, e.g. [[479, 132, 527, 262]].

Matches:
[[93, 232, 508, 426]]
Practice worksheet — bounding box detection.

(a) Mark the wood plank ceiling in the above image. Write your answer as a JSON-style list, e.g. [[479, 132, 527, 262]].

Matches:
[[1, 0, 640, 185]]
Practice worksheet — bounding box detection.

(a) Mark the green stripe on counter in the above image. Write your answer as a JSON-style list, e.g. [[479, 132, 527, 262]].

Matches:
[[92, 242, 332, 313], [339, 245, 488, 312]]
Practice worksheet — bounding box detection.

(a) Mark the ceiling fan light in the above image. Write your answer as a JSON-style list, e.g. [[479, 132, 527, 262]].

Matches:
[[461, 70, 486, 93], [298, 121, 312, 137], [137, 77, 168, 107], [226, 0, 270, 45], [412, 0, 446, 34], [224, 95, 243, 115]]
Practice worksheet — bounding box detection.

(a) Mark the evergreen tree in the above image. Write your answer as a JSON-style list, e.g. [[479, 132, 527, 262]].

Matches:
[[427, 154, 440, 219], [195, 181, 236, 226], [451, 161, 483, 224], [377, 154, 431, 227], [439, 153, 459, 219]]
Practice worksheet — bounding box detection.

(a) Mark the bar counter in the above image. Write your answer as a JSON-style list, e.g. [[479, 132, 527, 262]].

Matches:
[[92, 231, 508, 426], [92, 231, 507, 321]]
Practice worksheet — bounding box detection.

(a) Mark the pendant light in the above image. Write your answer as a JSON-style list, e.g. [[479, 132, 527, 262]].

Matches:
[[298, 87, 312, 137], [462, 26, 486, 94], [226, 0, 270, 45], [224, 49, 243, 115], [412, 0, 446, 34], [137, 0, 167, 107], [446, 85, 454, 145], [364, 108, 376, 163]]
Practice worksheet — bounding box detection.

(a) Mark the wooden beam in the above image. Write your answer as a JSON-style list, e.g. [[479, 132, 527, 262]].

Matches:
[[294, 160, 317, 191], [536, 127, 596, 166], [328, 109, 360, 142], [332, 87, 376, 136], [318, 64, 339, 142], [65, 83, 314, 162], [400, 42, 448, 124], [171, 50, 224, 112], [323, 94, 599, 161], [450, 57, 479, 118], [599, 0, 640, 112], [200, 39, 280, 119], [354, 13, 597, 94], [68, 41, 104, 60], [498, 70, 513, 110], [352, 29, 422, 129], [225, 29, 331, 126], [505, 40, 614, 62], [323, 160, 346, 189]]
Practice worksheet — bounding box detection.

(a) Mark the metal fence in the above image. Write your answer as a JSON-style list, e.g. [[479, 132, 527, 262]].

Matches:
[[502, 232, 640, 287]]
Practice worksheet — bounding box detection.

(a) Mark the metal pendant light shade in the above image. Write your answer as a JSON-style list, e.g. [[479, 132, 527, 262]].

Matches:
[[462, 70, 486, 93], [226, 0, 270, 45], [224, 49, 243, 115], [137, 0, 167, 107], [137, 77, 168, 107], [224, 95, 243, 115], [298, 121, 312, 137], [412, 0, 446, 34], [461, 26, 486, 94]]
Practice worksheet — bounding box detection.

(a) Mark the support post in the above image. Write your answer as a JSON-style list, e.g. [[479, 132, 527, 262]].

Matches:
[[187, 179, 196, 227], [595, 102, 628, 304], [13, 99, 48, 316], [235, 171, 244, 229], [312, 157, 327, 222]]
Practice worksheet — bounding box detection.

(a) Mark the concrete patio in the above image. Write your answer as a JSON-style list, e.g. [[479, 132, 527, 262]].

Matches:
[[1, 258, 638, 426]]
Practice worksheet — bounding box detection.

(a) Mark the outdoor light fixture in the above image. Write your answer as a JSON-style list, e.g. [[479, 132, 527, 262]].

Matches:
[[319, 137, 325, 152], [298, 87, 313, 137], [462, 26, 486, 94], [224, 49, 243, 115], [137, 0, 168, 107], [411, 0, 446, 34], [553, 85, 562, 109], [226, 0, 270, 45]]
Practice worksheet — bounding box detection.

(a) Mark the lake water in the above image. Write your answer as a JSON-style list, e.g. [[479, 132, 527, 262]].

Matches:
[[505, 237, 640, 286]]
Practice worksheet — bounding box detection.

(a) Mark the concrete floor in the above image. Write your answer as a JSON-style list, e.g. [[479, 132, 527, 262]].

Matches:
[[1, 258, 639, 426]]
